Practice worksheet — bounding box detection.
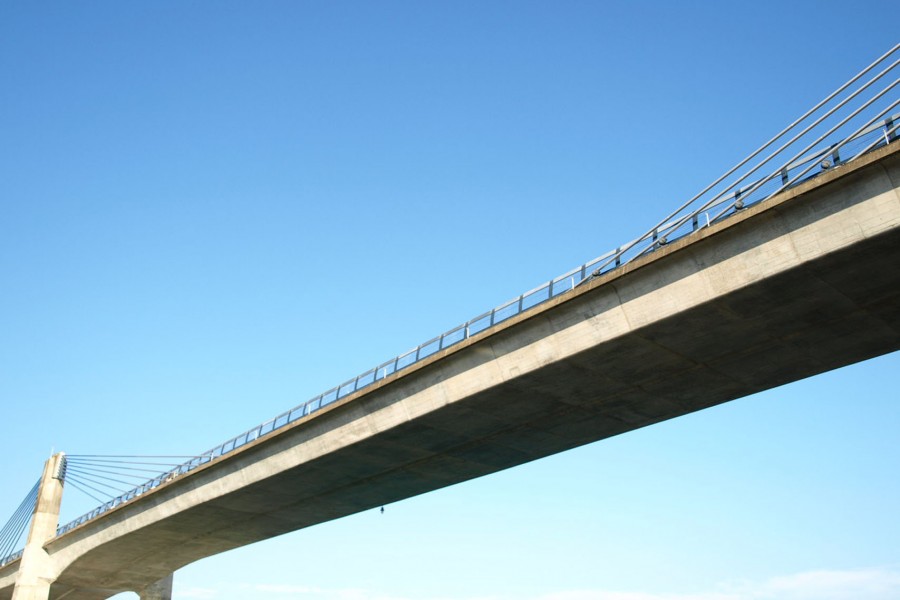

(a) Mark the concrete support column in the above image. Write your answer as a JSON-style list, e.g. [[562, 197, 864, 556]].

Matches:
[[11, 453, 66, 600], [138, 573, 173, 600]]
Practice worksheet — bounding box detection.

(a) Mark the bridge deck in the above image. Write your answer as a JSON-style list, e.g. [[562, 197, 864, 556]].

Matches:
[[2, 142, 899, 600]]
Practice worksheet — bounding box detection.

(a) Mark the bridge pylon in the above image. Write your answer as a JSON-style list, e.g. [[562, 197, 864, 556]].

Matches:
[[11, 453, 65, 600], [138, 573, 173, 600]]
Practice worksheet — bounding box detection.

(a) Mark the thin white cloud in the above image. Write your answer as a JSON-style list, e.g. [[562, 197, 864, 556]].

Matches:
[[537, 567, 900, 600], [177, 587, 218, 599], [532, 592, 734, 600], [754, 566, 900, 599], [203, 566, 900, 600], [246, 583, 499, 600]]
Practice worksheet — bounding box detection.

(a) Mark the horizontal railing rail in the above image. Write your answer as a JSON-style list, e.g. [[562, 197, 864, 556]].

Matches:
[[55, 44, 900, 538]]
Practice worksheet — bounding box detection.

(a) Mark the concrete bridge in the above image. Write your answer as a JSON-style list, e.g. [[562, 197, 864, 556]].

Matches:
[[1, 138, 898, 600]]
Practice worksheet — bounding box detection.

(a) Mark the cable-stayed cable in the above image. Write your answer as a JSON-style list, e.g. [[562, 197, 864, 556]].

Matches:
[[0, 479, 39, 565]]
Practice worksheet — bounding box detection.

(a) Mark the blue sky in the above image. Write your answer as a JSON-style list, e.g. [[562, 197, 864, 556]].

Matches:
[[1, 2, 899, 599]]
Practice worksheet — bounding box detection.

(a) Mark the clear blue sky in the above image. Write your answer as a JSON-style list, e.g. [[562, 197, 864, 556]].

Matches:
[[1, 2, 898, 599]]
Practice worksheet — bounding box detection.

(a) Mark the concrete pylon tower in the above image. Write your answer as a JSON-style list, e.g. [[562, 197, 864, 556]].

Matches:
[[11, 453, 66, 600], [138, 574, 174, 600]]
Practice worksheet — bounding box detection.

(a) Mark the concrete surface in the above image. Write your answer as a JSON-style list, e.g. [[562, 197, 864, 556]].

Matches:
[[137, 574, 172, 600], [1, 142, 898, 599], [11, 455, 65, 600]]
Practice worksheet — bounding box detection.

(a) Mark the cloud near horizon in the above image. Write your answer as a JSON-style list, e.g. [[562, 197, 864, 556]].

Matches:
[[209, 565, 900, 600]]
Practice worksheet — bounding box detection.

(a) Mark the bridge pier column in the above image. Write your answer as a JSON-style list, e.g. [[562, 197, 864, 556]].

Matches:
[[11, 453, 66, 600], [138, 573, 173, 600]]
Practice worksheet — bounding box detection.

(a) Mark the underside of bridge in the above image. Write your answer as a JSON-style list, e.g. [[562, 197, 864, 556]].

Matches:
[[1, 143, 898, 600]]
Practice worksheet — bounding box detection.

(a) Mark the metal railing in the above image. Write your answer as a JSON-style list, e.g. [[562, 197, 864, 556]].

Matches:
[[580, 44, 900, 280], [55, 44, 900, 537], [0, 550, 23, 568]]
